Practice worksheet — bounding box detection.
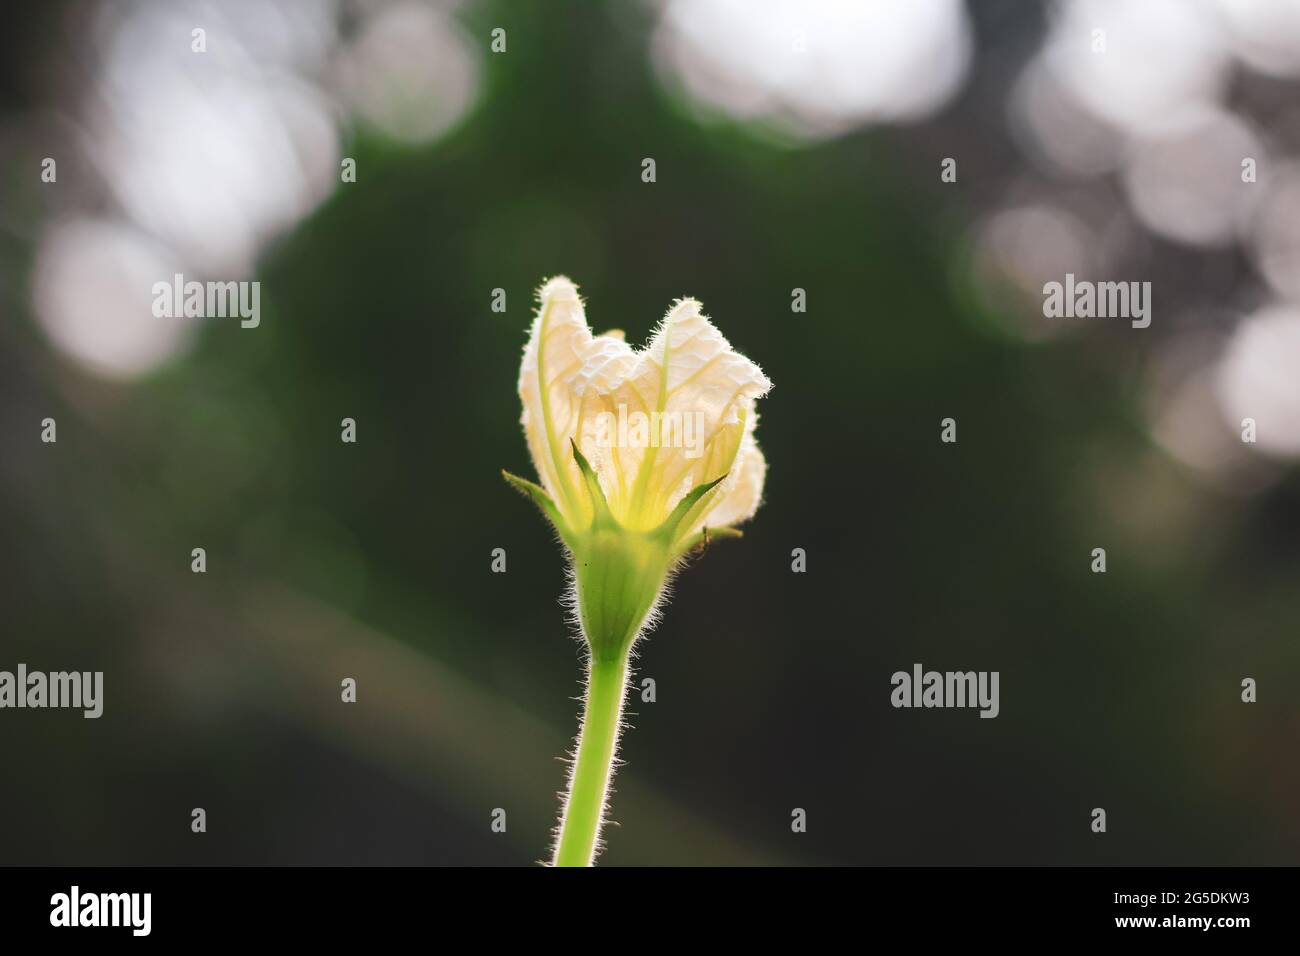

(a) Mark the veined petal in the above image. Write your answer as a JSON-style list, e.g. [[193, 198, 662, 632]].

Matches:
[[518, 277, 623, 527], [602, 298, 771, 528], [696, 420, 767, 530], [519, 279, 771, 536]]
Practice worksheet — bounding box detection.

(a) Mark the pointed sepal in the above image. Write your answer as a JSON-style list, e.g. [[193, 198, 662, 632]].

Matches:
[[502, 469, 572, 544], [671, 524, 743, 561], [570, 438, 615, 528], [652, 473, 727, 545]]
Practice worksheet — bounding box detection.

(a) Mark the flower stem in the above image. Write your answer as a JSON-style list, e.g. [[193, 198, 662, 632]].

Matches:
[[553, 653, 630, 866]]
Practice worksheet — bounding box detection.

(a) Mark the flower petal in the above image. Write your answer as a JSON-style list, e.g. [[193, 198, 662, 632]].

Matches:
[[522, 280, 771, 535], [601, 298, 771, 527], [698, 419, 767, 529], [518, 277, 610, 525]]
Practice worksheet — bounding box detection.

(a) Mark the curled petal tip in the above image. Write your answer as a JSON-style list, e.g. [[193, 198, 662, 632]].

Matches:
[[539, 275, 579, 300]]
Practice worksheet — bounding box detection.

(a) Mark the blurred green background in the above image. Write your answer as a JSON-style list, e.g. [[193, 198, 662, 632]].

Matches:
[[1, 0, 1297, 865]]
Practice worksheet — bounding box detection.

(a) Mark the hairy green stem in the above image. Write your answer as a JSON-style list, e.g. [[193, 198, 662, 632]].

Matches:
[[552, 653, 630, 866]]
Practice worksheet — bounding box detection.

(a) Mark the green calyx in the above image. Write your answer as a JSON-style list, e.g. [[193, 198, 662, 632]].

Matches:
[[569, 527, 672, 662], [502, 441, 736, 660]]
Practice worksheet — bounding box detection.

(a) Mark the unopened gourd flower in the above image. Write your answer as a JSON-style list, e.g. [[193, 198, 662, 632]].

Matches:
[[503, 276, 772, 866]]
